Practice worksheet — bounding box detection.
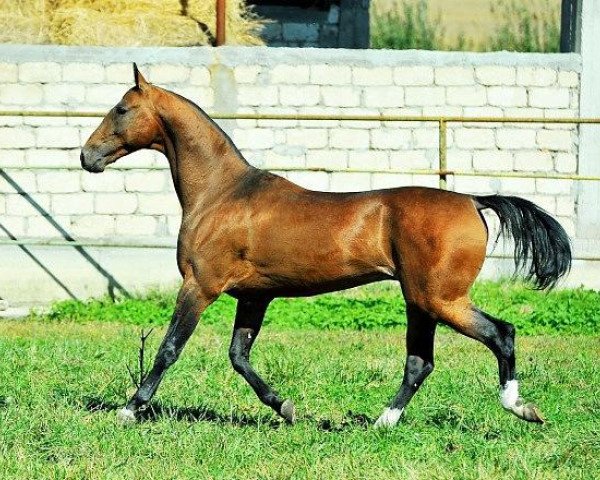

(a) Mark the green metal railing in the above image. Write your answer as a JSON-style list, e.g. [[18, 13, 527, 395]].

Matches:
[[1, 109, 599, 258]]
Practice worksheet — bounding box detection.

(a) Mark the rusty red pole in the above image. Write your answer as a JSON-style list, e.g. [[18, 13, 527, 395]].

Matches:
[[216, 0, 226, 46]]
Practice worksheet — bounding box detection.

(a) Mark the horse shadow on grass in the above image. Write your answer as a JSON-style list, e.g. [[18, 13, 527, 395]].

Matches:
[[83, 396, 282, 428], [313, 411, 372, 432], [82, 396, 372, 431]]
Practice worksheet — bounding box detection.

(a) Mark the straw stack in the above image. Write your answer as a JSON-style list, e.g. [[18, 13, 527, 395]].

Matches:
[[0, 0, 50, 44], [0, 0, 265, 46]]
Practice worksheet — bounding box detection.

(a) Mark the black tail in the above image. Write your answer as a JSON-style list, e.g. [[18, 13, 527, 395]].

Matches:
[[474, 195, 572, 290]]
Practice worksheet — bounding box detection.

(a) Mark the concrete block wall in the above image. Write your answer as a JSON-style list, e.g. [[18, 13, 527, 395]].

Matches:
[[0, 45, 592, 302]]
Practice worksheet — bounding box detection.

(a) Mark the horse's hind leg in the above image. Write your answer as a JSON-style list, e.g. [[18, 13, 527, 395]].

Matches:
[[229, 297, 295, 423], [444, 305, 544, 423], [374, 304, 437, 428]]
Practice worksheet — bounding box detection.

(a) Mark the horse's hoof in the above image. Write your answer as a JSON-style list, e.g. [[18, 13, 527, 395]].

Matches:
[[509, 399, 545, 424], [117, 407, 136, 425], [280, 399, 296, 424], [374, 407, 403, 429]]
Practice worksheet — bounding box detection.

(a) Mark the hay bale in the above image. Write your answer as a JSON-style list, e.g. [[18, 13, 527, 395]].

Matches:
[[0, 0, 50, 43], [0, 0, 265, 46], [0, 0, 47, 15], [50, 8, 209, 46], [54, 0, 182, 15], [0, 14, 48, 44]]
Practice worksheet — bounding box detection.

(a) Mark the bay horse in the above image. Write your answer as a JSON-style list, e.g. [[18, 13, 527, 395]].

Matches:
[[80, 64, 571, 427]]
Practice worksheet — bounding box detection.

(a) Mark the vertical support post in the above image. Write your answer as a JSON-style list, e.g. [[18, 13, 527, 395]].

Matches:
[[216, 0, 226, 46], [560, 0, 581, 53], [577, 0, 600, 240], [560, 0, 582, 53], [438, 119, 448, 189]]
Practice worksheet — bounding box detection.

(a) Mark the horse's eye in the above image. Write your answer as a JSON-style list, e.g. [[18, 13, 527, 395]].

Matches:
[[116, 105, 127, 115]]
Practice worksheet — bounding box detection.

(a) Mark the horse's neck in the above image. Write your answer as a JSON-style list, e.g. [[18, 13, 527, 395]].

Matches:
[[157, 92, 250, 213]]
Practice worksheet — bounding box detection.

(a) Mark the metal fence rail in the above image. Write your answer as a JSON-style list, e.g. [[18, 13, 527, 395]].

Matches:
[[1, 109, 600, 258]]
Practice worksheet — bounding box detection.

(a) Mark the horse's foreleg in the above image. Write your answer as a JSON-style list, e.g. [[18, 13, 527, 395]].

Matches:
[[374, 304, 436, 428], [229, 297, 295, 423], [117, 281, 214, 424], [454, 307, 544, 423]]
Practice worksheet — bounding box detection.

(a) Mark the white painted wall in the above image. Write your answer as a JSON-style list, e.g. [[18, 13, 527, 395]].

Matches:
[[0, 45, 594, 304]]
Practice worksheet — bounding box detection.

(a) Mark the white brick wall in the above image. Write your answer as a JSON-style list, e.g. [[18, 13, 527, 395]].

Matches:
[[475, 66, 516, 86], [353, 67, 393, 86], [19, 62, 61, 83], [310, 64, 352, 85], [330, 129, 369, 149], [279, 85, 320, 106], [36, 172, 80, 193], [435, 66, 474, 85], [63, 63, 105, 83], [0, 84, 44, 105], [271, 65, 310, 84], [322, 86, 360, 107], [0, 47, 581, 245], [393, 66, 433, 85]]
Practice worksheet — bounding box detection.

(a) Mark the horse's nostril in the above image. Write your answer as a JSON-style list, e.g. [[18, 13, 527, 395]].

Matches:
[[80, 150, 86, 166]]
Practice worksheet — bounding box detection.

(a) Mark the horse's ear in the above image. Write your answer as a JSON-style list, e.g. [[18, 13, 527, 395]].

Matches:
[[133, 63, 148, 89]]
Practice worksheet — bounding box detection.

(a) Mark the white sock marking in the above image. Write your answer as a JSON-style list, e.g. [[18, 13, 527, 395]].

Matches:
[[117, 407, 136, 425], [374, 407, 403, 428], [500, 380, 519, 410]]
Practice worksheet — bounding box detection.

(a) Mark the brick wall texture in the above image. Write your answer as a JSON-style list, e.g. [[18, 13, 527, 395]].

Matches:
[[0, 47, 581, 243]]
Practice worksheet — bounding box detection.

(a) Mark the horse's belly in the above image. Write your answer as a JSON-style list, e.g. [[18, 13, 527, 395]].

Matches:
[[226, 253, 395, 297], [227, 269, 392, 298]]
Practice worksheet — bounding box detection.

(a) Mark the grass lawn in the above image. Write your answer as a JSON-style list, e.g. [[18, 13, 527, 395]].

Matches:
[[0, 317, 598, 479]]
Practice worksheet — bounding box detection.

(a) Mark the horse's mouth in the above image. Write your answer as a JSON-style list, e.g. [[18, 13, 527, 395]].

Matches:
[[81, 148, 107, 173], [85, 158, 106, 173], [81, 147, 126, 173]]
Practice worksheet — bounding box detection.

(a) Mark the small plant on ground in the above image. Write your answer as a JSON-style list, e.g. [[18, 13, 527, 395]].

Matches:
[[125, 328, 153, 389]]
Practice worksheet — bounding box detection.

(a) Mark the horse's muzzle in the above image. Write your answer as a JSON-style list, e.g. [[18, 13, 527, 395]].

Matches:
[[80, 148, 105, 173]]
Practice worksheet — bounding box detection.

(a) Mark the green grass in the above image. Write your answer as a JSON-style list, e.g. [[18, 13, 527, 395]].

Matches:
[[371, 0, 450, 50], [486, 0, 560, 53], [0, 321, 598, 479], [33, 281, 600, 335], [370, 0, 560, 52]]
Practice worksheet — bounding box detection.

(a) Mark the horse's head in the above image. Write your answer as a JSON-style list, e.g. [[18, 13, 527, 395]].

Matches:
[[81, 64, 162, 173]]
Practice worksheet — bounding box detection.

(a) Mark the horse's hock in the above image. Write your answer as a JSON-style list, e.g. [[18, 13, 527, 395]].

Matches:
[[0, 44, 597, 303]]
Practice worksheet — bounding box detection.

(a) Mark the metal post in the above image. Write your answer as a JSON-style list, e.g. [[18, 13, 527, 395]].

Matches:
[[560, 0, 582, 53], [438, 119, 448, 189], [216, 0, 226, 46]]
